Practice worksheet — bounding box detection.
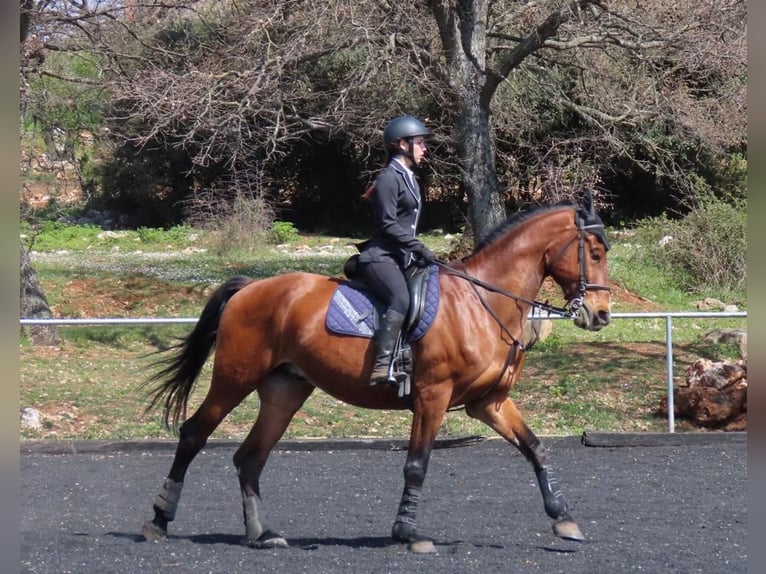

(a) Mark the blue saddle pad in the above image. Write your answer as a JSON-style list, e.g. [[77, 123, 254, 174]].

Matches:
[[325, 265, 440, 341]]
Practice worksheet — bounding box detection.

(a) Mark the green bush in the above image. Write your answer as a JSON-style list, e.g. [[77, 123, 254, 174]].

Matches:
[[271, 221, 299, 244], [136, 225, 194, 247], [635, 197, 746, 296], [21, 221, 103, 251]]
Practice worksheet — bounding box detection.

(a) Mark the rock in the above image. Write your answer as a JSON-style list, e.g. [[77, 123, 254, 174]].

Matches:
[[691, 298, 726, 311], [21, 407, 42, 430], [724, 412, 747, 432], [702, 328, 747, 359], [686, 357, 747, 390], [672, 384, 746, 429], [657, 357, 747, 430], [691, 299, 740, 313]]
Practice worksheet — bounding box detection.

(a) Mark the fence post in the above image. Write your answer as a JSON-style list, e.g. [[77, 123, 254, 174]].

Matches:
[[665, 316, 675, 433]]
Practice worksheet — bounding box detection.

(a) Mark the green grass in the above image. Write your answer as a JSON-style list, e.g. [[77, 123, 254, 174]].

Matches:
[[20, 223, 746, 440], [608, 242, 692, 309]]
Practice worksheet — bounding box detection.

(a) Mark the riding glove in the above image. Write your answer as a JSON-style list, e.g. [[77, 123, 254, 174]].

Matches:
[[415, 245, 436, 263]]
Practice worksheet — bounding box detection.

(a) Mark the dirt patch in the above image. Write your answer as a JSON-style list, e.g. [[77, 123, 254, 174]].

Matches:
[[22, 180, 84, 210], [32, 402, 100, 437], [48, 275, 211, 318], [21, 148, 85, 210], [534, 276, 659, 313]]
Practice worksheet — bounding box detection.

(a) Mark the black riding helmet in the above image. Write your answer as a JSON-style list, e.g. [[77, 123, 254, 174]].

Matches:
[[383, 116, 432, 155]]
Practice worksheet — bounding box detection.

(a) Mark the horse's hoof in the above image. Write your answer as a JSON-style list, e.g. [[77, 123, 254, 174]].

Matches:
[[553, 519, 585, 541], [249, 529, 288, 549], [391, 521, 416, 543], [408, 535, 437, 554], [141, 520, 167, 543]]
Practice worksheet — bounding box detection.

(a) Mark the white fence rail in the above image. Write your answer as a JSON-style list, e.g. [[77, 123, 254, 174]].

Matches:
[[21, 311, 747, 433]]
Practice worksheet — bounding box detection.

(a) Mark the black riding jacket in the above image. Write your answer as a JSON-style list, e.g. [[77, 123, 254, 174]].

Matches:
[[358, 158, 426, 269]]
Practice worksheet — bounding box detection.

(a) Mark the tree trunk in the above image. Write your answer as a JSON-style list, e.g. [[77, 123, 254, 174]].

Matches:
[[455, 101, 506, 243], [430, 0, 506, 244], [20, 242, 60, 346]]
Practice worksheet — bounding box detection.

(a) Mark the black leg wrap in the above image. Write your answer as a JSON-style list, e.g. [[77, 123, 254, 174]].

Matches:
[[153, 478, 183, 521], [536, 467, 569, 519], [391, 485, 420, 542]]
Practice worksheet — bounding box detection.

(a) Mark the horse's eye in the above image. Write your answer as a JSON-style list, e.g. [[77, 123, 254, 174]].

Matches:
[[590, 249, 601, 262]]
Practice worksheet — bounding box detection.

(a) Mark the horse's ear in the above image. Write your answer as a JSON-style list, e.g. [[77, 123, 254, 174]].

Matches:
[[581, 189, 595, 217], [579, 189, 611, 251]]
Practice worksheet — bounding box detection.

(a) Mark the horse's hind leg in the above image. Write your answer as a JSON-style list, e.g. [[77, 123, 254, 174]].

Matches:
[[466, 396, 585, 542], [233, 368, 315, 548], [142, 379, 252, 542]]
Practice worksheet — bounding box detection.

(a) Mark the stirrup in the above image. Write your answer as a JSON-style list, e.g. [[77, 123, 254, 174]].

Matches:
[[371, 372, 410, 397], [369, 366, 395, 386]]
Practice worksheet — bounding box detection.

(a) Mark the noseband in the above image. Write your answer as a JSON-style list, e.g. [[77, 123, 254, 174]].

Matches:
[[545, 216, 611, 315]]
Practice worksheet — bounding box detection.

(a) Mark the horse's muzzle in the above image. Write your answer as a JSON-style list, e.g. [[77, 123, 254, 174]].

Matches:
[[573, 305, 611, 331]]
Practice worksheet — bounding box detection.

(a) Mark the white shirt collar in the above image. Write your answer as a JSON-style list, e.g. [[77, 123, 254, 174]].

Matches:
[[392, 156, 414, 178]]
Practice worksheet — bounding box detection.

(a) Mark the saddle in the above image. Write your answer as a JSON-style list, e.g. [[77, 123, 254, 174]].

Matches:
[[325, 264, 441, 396]]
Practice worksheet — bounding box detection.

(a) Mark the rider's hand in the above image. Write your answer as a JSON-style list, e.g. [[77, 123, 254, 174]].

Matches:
[[416, 245, 436, 264]]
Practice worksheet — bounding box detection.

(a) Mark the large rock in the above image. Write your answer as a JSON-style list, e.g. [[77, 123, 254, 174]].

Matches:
[[703, 328, 747, 359], [20, 407, 42, 430], [658, 358, 747, 431]]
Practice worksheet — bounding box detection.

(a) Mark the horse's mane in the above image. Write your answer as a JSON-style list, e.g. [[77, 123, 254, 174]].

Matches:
[[472, 201, 577, 254]]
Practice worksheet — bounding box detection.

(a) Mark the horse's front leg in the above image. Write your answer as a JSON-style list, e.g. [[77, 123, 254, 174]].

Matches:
[[391, 392, 450, 553], [466, 395, 585, 541]]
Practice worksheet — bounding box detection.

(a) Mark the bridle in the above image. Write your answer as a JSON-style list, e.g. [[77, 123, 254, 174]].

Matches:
[[543, 215, 612, 316]]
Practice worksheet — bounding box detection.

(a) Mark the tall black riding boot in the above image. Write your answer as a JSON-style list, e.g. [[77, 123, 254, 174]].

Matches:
[[369, 309, 407, 386]]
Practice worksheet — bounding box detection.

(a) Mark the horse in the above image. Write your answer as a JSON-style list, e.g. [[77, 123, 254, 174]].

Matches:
[[140, 192, 612, 552]]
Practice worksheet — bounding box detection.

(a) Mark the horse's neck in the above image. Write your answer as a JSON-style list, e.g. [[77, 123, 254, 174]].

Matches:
[[464, 245, 543, 306], [463, 210, 571, 304]]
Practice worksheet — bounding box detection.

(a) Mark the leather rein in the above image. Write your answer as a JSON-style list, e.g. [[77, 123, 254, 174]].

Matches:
[[433, 216, 611, 404], [435, 216, 611, 326]]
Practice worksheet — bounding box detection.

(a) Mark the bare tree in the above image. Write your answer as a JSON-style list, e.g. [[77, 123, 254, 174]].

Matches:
[[22, 1, 746, 241], [428, 0, 610, 238], [427, 0, 746, 238]]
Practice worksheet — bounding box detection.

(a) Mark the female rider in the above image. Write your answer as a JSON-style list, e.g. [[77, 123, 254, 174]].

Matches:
[[356, 116, 436, 385]]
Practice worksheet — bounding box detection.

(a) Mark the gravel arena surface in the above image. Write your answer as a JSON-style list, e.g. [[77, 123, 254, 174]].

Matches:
[[20, 434, 746, 574]]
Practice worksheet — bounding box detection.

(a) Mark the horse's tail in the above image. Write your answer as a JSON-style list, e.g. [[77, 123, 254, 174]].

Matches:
[[143, 275, 254, 430]]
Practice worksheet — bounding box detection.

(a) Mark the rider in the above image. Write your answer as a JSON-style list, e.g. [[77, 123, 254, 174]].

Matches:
[[357, 115, 437, 385]]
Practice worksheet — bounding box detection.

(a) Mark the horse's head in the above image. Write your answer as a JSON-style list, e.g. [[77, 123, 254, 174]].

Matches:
[[545, 191, 612, 331]]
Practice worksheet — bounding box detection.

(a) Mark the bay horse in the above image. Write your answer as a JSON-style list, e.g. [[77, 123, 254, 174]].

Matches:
[[141, 192, 612, 551]]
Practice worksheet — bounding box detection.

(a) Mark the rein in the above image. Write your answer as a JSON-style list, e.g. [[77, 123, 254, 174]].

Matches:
[[431, 260, 532, 409], [432, 214, 611, 406], [434, 260, 573, 320]]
